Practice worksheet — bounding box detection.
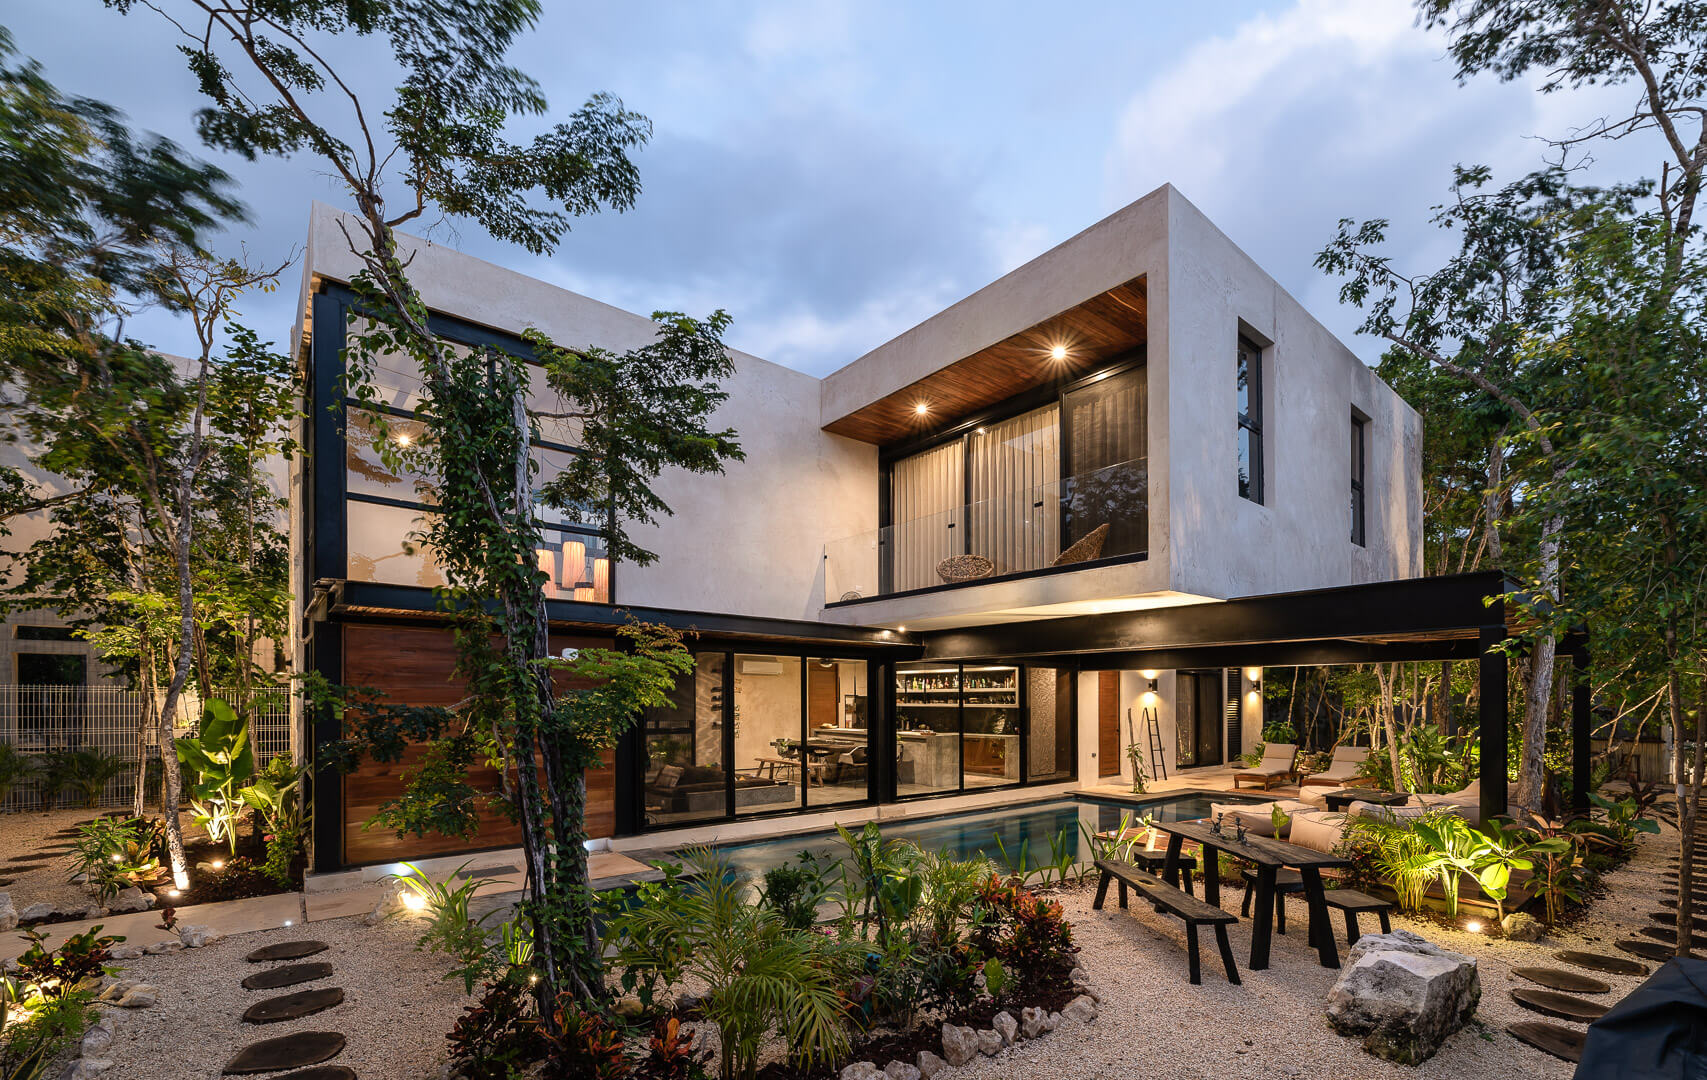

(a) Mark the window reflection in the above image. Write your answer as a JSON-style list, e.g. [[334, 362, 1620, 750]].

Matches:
[[346, 500, 444, 587], [346, 411, 435, 503], [643, 652, 726, 828], [536, 531, 610, 602]]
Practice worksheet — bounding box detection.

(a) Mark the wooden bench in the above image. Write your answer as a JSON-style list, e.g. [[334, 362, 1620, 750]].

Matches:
[[1321, 889, 1392, 945], [1093, 858, 1240, 985]]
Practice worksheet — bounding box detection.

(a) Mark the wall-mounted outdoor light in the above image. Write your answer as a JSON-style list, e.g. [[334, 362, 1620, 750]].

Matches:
[[1141, 668, 1159, 694]]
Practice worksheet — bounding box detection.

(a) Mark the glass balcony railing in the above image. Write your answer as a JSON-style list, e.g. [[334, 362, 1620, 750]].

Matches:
[[825, 457, 1148, 604]]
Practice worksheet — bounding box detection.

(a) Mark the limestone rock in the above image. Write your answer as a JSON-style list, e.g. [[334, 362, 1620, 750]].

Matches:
[[0, 892, 16, 931], [916, 1051, 948, 1079], [941, 1024, 978, 1067], [1070, 966, 1091, 985], [80, 1020, 115, 1056], [1062, 995, 1098, 1024], [142, 939, 183, 956], [362, 881, 404, 926], [97, 980, 136, 1003], [20, 902, 57, 922], [839, 1062, 881, 1080], [1325, 929, 1481, 1065], [976, 1028, 1002, 1057], [1021, 1005, 1049, 1039], [883, 1061, 921, 1080], [611, 995, 645, 1019], [1501, 913, 1543, 942], [60, 1057, 113, 1080], [108, 888, 151, 914], [107, 944, 145, 961], [1047, 1011, 1063, 1030], [992, 1010, 1019, 1045], [114, 985, 157, 1008], [178, 924, 221, 948]]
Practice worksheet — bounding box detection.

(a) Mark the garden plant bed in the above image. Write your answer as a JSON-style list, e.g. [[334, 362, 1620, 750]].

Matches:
[[751, 984, 1082, 1080]]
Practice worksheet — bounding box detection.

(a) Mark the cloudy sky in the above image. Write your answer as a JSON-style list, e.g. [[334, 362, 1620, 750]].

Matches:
[[7, 0, 1655, 375]]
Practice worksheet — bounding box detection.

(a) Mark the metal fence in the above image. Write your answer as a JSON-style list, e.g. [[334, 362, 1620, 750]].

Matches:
[[0, 684, 294, 812]]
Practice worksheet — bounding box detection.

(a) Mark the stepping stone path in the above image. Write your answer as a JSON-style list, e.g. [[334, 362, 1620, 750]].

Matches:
[[1508, 1020, 1586, 1063], [1638, 924, 1707, 949], [223, 1031, 345, 1075], [1555, 950, 1649, 976], [242, 962, 334, 991], [1510, 987, 1610, 1023], [1511, 966, 1611, 994], [245, 940, 329, 963], [1616, 938, 1674, 962], [227, 941, 349, 1077], [243, 987, 344, 1024]]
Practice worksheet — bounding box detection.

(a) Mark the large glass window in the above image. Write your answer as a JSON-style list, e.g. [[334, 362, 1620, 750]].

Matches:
[[806, 658, 869, 808], [883, 361, 1147, 594], [961, 665, 1020, 789], [733, 655, 804, 817], [895, 663, 962, 796], [641, 653, 872, 828], [1237, 336, 1264, 504], [1062, 366, 1147, 557], [339, 315, 613, 602], [643, 652, 726, 828]]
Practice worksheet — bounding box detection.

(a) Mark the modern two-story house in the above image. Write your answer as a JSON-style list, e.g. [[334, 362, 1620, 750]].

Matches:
[[291, 183, 1489, 875]]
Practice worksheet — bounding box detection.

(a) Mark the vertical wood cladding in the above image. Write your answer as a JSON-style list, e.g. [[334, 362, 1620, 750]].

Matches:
[[338, 623, 615, 866]]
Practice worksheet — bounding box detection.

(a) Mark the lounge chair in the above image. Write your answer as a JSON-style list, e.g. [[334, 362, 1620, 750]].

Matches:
[[1299, 746, 1372, 790], [1232, 743, 1297, 790], [1413, 779, 1483, 825]]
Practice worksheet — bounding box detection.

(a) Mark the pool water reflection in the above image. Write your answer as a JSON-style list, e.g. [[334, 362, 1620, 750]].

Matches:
[[687, 793, 1269, 885]]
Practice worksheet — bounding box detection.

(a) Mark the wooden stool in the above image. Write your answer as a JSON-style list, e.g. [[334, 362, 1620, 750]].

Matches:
[[1240, 867, 1304, 935], [1130, 850, 1194, 896], [1321, 889, 1392, 945]]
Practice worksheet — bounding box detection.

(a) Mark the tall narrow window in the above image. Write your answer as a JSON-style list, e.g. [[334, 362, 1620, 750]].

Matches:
[[1237, 336, 1263, 503], [1350, 413, 1368, 546]]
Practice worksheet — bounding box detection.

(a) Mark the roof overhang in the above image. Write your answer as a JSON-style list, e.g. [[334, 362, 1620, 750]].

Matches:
[[823, 276, 1147, 446]]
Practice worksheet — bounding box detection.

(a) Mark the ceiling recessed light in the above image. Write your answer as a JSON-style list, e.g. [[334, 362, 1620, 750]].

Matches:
[[1049, 345, 1068, 361], [913, 402, 929, 415]]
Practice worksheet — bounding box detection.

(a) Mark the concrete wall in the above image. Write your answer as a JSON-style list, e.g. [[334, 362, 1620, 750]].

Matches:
[[1161, 188, 1422, 599], [302, 204, 876, 622]]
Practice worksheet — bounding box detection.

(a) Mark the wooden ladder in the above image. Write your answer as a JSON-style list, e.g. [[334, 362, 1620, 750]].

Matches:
[[1145, 705, 1168, 781]]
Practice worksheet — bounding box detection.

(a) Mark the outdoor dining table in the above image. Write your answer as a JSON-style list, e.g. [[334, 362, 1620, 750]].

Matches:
[[1153, 818, 1352, 971]]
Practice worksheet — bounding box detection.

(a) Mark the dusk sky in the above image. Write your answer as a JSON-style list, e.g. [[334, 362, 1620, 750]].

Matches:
[[8, 0, 1652, 375]]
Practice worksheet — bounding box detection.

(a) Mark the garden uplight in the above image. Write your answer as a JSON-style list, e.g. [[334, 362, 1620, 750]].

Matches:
[[1464, 920, 1483, 934], [401, 891, 427, 913]]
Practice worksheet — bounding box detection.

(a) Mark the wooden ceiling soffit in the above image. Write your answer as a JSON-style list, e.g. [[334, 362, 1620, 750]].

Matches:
[[824, 276, 1147, 445]]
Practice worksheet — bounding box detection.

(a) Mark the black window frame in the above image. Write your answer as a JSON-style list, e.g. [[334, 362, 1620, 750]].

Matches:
[[871, 353, 1149, 598], [1350, 412, 1368, 546], [1237, 335, 1264, 504]]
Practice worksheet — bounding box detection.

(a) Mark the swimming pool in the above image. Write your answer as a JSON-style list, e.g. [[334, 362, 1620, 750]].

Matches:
[[692, 791, 1269, 884]]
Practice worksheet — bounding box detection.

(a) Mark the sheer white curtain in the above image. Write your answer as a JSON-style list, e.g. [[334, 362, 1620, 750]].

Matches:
[[890, 441, 963, 591], [969, 404, 1060, 573]]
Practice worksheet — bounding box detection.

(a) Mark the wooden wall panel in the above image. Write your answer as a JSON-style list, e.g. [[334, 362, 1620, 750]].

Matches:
[[338, 623, 616, 866]]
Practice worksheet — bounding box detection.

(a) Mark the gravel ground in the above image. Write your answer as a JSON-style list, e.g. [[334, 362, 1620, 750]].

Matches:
[[64, 813, 1685, 1080], [0, 808, 112, 911], [93, 916, 470, 1080]]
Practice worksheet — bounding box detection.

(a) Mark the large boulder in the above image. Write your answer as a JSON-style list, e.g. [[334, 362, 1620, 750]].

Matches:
[[940, 1025, 978, 1067], [1326, 930, 1481, 1065], [19, 902, 57, 923]]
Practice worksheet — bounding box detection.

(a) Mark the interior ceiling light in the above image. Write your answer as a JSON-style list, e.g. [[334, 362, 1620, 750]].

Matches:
[[1049, 344, 1068, 361], [913, 401, 930, 415]]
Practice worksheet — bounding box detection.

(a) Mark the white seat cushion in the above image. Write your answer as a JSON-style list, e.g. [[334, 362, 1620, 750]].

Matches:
[[1211, 800, 1309, 838], [1288, 810, 1348, 853]]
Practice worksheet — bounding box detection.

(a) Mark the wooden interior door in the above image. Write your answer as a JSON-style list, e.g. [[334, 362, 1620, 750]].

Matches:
[[808, 662, 839, 730], [1097, 671, 1119, 776]]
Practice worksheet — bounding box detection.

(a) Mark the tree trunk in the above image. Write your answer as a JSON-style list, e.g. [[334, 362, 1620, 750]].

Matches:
[[154, 474, 200, 889], [1512, 506, 1564, 810], [1380, 665, 1404, 792]]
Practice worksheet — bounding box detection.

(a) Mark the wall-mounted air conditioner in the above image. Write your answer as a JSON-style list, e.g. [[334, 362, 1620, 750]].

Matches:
[[738, 657, 785, 676]]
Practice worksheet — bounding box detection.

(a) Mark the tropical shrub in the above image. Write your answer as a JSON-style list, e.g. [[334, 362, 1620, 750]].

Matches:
[[175, 698, 255, 854], [0, 744, 37, 810], [38, 748, 122, 810], [240, 754, 308, 885], [968, 878, 1077, 1000], [69, 817, 163, 902], [13, 926, 122, 1002], [0, 980, 95, 1080], [759, 852, 829, 931], [544, 995, 629, 1079], [444, 976, 544, 1080], [603, 846, 863, 1080], [387, 861, 506, 993], [1586, 792, 1661, 853]]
